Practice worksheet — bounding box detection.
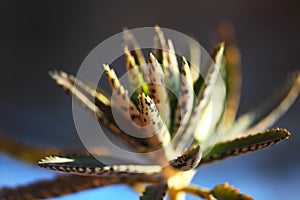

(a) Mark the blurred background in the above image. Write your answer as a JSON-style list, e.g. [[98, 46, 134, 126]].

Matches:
[[0, 0, 299, 199]]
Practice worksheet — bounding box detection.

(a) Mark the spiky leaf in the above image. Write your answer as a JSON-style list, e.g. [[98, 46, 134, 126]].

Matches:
[[211, 183, 253, 200], [199, 128, 290, 166], [140, 184, 168, 200], [38, 154, 162, 178], [169, 145, 201, 171]]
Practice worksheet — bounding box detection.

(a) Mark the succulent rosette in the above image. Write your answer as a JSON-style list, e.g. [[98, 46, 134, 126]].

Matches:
[[2, 26, 298, 200]]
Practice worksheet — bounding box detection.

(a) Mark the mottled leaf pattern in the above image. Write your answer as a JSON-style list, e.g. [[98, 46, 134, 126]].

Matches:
[[103, 64, 142, 125], [140, 183, 168, 200], [169, 145, 201, 171], [50, 69, 150, 153], [124, 46, 149, 96], [172, 57, 195, 152], [2, 26, 298, 200], [137, 93, 171, 148], [199, 128, 290, 166], [39, 154, 162, 178], [148, 53, 171, 127], [153, 26, 180, 131], [192, 44, 226, 144]]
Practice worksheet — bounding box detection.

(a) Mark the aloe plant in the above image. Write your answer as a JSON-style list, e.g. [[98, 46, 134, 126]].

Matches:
[[1, 25, 299, 200]]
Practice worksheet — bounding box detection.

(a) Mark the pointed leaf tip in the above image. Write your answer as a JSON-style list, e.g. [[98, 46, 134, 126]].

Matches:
[[200, 128, 291, 166], [170, 145, 201, 171]]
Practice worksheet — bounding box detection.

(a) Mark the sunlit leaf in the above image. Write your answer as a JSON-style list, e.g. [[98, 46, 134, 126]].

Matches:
[[38, 154, 162, 178], [137, 93, 171, 147], [148, 53, 171, 127], [199, 128, 290, 166], [172, 57, 195, 152], [50, 69, 150, 153], [211, 183, 253, 200], [123, 28, 147, 67]]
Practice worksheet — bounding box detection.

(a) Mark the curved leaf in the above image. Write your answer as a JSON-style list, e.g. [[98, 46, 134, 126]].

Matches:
[[38, 154, 162, 178], [223, 72, 300, 141], [199, 128, 290, 166], [49, 69, 150, 153], [211, 183, 253, 200]]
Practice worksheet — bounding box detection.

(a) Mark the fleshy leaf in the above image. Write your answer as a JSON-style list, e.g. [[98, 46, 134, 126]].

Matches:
[[124, 46, 149, 97], [153, 26, 180, 129], [0, 131, 73, 163], [223, 72, 300, 141], [187, 37, 201, 83], [103, 64, 142, 126], [211, 183, 253, 200], [191, 43, 226, 145], [137, 93, 171, 147], [49, 70, 112, 117], [148, 53, 171, 127], [123, 28, 146, 67], [49, 69, 149, 153], [140, 183, 168, 200], [169, 145, 201, 171], [218, 22, 242, 129], [172, 57, 194, 148], [154, 25, 169, 68], [38, 154, 162, 178], [199, 128, 290, 166], [0, 175, 120, 200]]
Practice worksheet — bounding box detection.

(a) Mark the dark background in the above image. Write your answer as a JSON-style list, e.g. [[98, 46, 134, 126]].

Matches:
[[0, 0, 299, 199]]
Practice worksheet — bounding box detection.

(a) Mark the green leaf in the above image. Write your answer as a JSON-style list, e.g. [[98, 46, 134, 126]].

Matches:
[[172, 57, 195, 152], [124, 46, 149, 98], [140, 184, 168, 200], [199, 128, 290, 166], [211, 183, 253, 200], [191, 43, 226, 144], [38, 154, 162, 178], [222, 72, 300, 141]]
